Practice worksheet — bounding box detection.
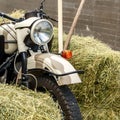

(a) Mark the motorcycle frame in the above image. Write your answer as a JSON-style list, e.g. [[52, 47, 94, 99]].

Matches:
[[14, 17, 82, 86], [0, 16, 82, 86]]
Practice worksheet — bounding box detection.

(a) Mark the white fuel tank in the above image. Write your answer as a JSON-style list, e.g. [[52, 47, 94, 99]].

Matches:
[[0, 23, 17, 54]]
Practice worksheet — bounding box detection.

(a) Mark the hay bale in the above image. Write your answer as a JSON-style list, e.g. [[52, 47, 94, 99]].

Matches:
[[0, 84, 61, 120], [52, 28, 120, 119]]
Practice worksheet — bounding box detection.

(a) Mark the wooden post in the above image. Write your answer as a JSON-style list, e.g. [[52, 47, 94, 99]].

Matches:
[[64, 0, 86, 50], [58, 0, 63, 53]]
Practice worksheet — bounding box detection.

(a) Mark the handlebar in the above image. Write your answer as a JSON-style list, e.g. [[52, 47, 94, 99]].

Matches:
[[0, 11, 57, 23], [0, 12, 23, 22], [0, 1, 57, 23], [42, 14, 58, 22], [25, 10, 58, 22]]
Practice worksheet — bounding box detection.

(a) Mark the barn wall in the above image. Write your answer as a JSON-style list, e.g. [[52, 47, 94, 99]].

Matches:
[[0, 0, 119, 50]]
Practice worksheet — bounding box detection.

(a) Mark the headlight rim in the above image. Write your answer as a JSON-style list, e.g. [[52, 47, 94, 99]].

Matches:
[[30, 19, 53, 46]]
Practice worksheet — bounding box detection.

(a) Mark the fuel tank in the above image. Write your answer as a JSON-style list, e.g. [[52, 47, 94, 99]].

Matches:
[[0, 23, 17, 54]]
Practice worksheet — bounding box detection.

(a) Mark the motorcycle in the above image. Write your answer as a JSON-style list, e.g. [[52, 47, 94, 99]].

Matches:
[[0, 0, 84, 119]]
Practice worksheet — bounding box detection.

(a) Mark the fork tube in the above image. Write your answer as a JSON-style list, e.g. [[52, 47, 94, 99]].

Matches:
[[21, 52, 27, 74], [20, 52, 28, 87]]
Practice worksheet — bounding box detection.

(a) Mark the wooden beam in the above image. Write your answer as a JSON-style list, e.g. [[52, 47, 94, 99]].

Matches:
[[58, 0, 63, 53]]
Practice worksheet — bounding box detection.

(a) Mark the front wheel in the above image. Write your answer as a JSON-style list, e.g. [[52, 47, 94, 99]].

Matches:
[[29, 76, 82, 120]]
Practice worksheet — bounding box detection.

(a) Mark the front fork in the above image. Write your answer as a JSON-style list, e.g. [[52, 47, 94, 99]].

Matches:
[[20, 52, 29, 87]]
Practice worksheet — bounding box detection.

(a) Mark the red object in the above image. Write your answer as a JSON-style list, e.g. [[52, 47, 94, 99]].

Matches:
[[61, 50, 72, 59]]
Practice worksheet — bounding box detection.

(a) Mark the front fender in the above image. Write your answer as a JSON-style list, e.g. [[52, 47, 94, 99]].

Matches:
[[27, 53, 81, 85]]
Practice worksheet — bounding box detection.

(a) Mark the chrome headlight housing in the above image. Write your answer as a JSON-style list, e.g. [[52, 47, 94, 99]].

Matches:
[[31, 19, 53, 45]]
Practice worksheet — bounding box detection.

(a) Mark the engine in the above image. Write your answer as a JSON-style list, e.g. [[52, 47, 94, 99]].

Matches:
[[0, 23, 17, 54]]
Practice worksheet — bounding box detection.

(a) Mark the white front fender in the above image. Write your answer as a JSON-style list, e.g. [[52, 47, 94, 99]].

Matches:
[[28, 53, 82, 85]]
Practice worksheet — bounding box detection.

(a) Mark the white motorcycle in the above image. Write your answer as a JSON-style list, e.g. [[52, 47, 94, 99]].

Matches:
[[0, 0, 84, 119]]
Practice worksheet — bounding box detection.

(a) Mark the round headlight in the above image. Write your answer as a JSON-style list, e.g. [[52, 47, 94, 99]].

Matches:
[[31, 19, 53, 45]]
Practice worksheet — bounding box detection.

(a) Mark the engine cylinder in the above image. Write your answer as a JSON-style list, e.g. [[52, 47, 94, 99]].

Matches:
[[0, 23, 17, 54]]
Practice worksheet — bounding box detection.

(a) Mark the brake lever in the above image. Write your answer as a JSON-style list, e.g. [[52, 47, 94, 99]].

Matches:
[[43, 15, 58, 22], [49, 17, 58, 22]]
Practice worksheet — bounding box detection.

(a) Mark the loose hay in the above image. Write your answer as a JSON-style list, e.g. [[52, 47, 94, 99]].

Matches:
[[0, 84, 61, 120]]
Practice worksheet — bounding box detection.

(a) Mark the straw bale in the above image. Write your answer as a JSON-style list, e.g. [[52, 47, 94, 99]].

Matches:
[[52, 28, 120, 119], [0, 84, 61, 120]]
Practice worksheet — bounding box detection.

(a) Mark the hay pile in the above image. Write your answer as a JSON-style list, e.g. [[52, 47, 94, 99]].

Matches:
[[52, 28, 120, 120], [0, 84, 61, 120], [0, 11, 119, 119]]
